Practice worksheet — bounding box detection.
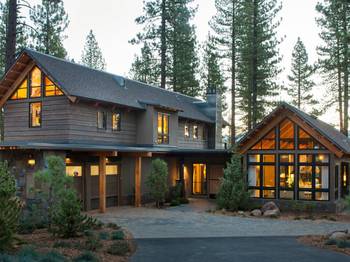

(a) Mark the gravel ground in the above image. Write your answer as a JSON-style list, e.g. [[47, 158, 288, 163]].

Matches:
[[91, 199, 350, 239]]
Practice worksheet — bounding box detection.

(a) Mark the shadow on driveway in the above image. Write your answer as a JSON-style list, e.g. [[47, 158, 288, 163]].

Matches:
[[131, 236, 349, 262]]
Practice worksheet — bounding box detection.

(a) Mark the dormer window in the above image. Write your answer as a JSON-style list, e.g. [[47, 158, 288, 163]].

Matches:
[[184, 124, 190, 138], [193, 125, 199, 139], [157, 112, 169, 144]]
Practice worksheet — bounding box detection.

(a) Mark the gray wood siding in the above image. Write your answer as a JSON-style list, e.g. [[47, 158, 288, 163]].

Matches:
[[68, 102, 137, 145], [177, 120, 208, 149], [4, 96, 71, 142]]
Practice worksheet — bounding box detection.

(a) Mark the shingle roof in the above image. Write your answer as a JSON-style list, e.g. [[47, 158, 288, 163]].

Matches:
[[23, 49, 214, 123], [238, 102, 350, 154]]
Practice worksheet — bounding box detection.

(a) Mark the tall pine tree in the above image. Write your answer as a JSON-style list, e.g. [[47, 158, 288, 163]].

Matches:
[[237, 0, 282, 130], [316, 0, 350, 135], [81, 30, 106, 70], [29, 0, 69, 58], [285, 38, 317, 112], [210, 0, 241, 145]]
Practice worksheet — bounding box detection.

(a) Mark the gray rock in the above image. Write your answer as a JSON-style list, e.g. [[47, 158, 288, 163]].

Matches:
[[261, 201, 280, 213], [263, 209, 280, 218], [251, 209, 262, 217], [329, 230, 349, 240]]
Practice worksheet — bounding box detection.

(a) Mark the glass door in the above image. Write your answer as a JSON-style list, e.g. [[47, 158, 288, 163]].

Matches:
[[341, 162, 349, 197], [192, 164, 207, 195]]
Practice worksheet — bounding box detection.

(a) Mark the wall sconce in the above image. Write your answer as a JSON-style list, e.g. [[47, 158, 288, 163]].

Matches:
[[28, 157, 36, 167], [65, 157, 72, 164]]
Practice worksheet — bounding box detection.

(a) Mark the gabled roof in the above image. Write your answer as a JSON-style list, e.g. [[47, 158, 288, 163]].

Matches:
[[0, 49, 215, 123], [238, 102, 350, 156]]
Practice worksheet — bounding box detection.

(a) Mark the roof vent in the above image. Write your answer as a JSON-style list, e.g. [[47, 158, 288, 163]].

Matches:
[[113, 76, 126, 88]]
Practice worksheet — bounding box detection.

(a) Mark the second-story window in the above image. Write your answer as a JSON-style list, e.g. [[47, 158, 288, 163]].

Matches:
[[30, 102, 41, 128], [184, 124, 190, 138], [30, 67, 42, 98], [97, 111, 107, 129], [112, 112, 121, 131], [193, 125, 199, 139], [157, 112, 169, 144]]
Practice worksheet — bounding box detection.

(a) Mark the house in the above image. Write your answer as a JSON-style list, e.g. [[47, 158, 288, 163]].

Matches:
[[238, 103, 350, 212], [0, 49, 230, 212]]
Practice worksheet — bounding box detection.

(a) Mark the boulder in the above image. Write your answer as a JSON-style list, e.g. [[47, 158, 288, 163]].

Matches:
[[261, 201, 280, 213], [263, 209, 280, 218], [329, 230, 349, 240], [251, 209, 262, 217]]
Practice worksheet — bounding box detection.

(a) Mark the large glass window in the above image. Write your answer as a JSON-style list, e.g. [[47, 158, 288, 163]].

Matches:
[[251, 129, 276, 150], [45, 76, 63, 96], [248, 154, 276, 198], [184, 124, 190, 138], [279, 154, 295, 199], [66, 166, 83, 177], [30, 67, 42, 98], [97, 111, 107, 129], [157, 112, 169, 144], [193, 125, 199, 139], [30, 102, 41, 127], [10, 79, 27, 100], [298, 128, 325, 150], [279, 119, 294, 149]]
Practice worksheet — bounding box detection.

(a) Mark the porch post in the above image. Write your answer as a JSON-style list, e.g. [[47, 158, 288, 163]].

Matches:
[[99, 154, 106, 213], [135, 156, 142, 207]]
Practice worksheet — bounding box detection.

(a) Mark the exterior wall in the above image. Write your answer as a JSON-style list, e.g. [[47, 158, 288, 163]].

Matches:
[[4, 96, 71, 142], [177, 119, 208, 149], [136, 105, 154, 145]]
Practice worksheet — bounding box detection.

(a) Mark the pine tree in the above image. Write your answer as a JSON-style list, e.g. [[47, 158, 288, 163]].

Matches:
[[210, 0, 241, 145], [81, 30, 106, 71], [130, 42, 159, 85], [316, 0, 350, 135], [29, 0, 69, 58], [285, 38, 317, 112], [237, 0, 282, 130]]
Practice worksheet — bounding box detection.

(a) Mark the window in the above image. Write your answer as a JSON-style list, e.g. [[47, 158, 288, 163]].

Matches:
[[157, 112, 169, 144], [298, 154, 329, 201], [298, 128, 324, 150], [279, 154, 295, 199], [10, 79, 28, 100], [30, 67, 42, 98], [184, 124, 190, 138], [193, 125, 199, 139], [112, 112, 121, 131], [30, 102, 41, 127], [251, 129, 275, 150], [97, 111, 107, 129], [45, 76, 63, 96], [66, 166, 83, 177], [279, 119, 294, 149], [248, 154, 276, 199]]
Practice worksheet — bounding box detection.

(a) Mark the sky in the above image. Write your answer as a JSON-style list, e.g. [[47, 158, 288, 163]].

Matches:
[[23, 0, 333, 126]]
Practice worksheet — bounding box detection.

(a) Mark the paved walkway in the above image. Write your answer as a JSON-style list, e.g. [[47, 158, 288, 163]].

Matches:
[[92, 198, 350, 239]]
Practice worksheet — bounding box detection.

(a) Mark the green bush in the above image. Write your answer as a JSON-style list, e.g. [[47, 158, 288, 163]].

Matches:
[[106, 222, 120, 230], [179, 198, 189, 204], [336, 240, 350, 249], [83, 230, 95, 237], [146, 159, 169, 208], [0, 161, 22, 251], [84, 236, 102, 251], [111, 230, 125, 240], [169, 183, 182, 202], [98, 231, 110, 240], [216, 149, 249, 211], [107, 241, 129, 256], [170, 199, 180, 206], [72, 251, 99, 262], [18, 201, 48, 234]]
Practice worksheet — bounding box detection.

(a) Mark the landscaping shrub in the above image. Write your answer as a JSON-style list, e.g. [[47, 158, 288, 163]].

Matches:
[[146, 159, 169, 208], [216, 149, 249, 211], [72, 251, 99, 262], [111, 230, 125, 240], [107, 241, 129, 256], [106, 222, 120, 230], [170, 199, 180, 206], [0, 161, 22, 251], [98, 231, 110, 240], [18, 201, 48, 234], [84, 230, 95, 237], [168, 183, 182, 202], [336, 240, 350, 249], [84, 236, 102, 251]]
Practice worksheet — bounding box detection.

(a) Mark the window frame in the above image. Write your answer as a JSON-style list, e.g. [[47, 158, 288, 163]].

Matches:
[[44, 76, 64, 97], [29, 102, 42, 128], [157, 112, 170, 144], [279, 119, 295, 150], [112, 111, 121, 132], [97, 110, 107, 130], [278, 154, 295, 200], [184, 123, 190, 138], [193, 124, 199, 139], [251, 128, 276, 150]]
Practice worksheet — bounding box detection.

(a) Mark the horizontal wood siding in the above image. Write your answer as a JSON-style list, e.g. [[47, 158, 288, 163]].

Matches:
[[4, 96, 70, 142], [177, 120, 208, 149], [68, 102, 137, 144]]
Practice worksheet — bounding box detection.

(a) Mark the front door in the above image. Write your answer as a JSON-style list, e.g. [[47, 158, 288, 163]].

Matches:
[[341, 162, 349, 197], [192, 163, 207, 195]]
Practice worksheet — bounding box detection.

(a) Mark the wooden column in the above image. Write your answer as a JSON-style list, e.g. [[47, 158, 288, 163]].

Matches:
[[99, 154, 106, 213], [135, 156, 142, 207]]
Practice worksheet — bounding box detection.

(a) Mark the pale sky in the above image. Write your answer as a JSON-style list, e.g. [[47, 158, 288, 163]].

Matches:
[[22, 0, 334, 127]]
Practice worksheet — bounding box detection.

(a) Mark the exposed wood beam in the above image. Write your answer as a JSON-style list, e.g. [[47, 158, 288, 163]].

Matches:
[[135, 156, 142, 207], [99, 154, 107, 213]]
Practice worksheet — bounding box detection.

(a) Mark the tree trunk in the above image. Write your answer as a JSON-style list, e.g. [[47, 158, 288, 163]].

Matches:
[[160, 0, 167, 89], [231, 1, 236, 145], [298, 60, 301, 109], [337, 38, 343, 132], [45, 2, 50, 54], [5, 0, 17, 72], [251, 0, 258, 128], [342, 3, 349, 136]]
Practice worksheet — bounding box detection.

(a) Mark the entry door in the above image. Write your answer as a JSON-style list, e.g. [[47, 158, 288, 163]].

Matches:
[[192, 164, 207, 195], [341, 162, 349, 197]]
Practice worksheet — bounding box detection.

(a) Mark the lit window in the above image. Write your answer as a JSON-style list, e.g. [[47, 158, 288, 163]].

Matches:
[[251, 129, 276, 150], [279, 119, 294, 149], [112, 112, 121, 131], [10, 79, 27, 100], [193, 125, 199, 139], [66, 166, 82, 177], [30, 67, 41, 98], [184, 124, 190, 138], [30, 102, 41, 127], [90, 165, 99, 176], [298, 128, 324, 149], [44, 76, 63, 96], [97, 111, 107, 129], [106, 165, 119, 176], [157, 112, 169, 144]]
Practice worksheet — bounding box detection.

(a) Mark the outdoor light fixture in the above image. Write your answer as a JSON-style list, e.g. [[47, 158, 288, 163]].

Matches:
[[65, 157, 72, 164], [28, 156, 35, 167]]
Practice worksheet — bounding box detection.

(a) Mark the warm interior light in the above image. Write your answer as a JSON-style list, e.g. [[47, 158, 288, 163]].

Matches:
[[28, 159, 36, 166], [65, 157, 72, 164]]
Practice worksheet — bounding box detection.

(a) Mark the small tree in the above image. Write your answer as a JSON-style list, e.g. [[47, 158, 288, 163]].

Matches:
[[0, 161, 22, 251], [146, 159, 169, 208], [217, 149, 249, 211]]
